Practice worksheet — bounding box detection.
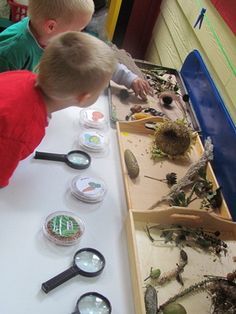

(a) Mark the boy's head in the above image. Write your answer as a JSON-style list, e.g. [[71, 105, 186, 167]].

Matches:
[[37, 31, 117, 107], [28, 0, 94, 38]]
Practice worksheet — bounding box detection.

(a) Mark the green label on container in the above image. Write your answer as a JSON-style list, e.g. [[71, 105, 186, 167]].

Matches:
[[49, 215, 80, 238]]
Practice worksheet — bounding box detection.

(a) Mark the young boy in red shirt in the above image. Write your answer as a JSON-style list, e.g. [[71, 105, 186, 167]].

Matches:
[[0, 31, 117, 187]]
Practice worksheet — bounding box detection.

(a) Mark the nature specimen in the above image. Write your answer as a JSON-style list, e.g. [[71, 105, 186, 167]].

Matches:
[[150, 120, 196, 159], [142, 68, 179, 95], [143, 223, 235, 314], [144, 172, 177, 187], [149, 137, 222, 211], [144, 249, 188, 286], [157, 271, 236, 314], [145, 285, 158, 314], [145, 224, 228, 256], [124, 149, 140, 179]]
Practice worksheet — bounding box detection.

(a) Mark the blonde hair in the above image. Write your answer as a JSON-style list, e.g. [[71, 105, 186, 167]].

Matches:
[[37, 32, 117, 99], [28, 0, 94, 22]]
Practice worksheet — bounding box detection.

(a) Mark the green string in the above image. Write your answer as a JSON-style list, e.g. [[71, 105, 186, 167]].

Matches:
[[195, 0, 236, 77]]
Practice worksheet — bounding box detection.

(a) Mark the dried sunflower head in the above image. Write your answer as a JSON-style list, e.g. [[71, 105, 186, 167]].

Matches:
[[151, 120, 196, 159]]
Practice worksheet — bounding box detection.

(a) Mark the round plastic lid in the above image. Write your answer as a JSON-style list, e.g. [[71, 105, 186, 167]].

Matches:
[[79, 130, 109, 153], [80, 108, 107, 130], [71, 175, 107, 203], [43, 211, 85, 246]]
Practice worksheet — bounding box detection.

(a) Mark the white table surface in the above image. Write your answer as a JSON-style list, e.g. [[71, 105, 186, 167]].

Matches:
[[0, 93, 135, 314]]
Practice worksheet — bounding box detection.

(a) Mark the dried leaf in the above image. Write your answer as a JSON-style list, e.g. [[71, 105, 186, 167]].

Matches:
[[145, 285, 158, 314]]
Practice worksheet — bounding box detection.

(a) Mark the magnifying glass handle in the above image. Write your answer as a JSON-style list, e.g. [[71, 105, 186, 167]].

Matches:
[[41, 265, 79, 294], [34, 151, 66, 162]]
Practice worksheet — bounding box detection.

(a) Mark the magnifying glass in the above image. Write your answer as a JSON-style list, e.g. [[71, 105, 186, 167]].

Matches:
[[72, 292, 112, 314], [34, 150, 91, 169], [41, 248, 105, 294]]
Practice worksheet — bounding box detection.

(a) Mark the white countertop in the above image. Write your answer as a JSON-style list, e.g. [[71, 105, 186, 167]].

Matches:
[[0, 93, 135, 314]]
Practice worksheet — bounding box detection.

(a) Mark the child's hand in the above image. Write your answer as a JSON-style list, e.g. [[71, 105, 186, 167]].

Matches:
[[131, 78, 153, 101]]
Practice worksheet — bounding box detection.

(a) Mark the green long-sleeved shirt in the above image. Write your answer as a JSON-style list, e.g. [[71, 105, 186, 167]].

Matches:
[[0, 17, 43, 72], [0, 17, 137, 87]]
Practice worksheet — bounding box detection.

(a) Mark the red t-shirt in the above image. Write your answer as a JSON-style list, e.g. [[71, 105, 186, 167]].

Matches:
[[0, 70, 48, 187]]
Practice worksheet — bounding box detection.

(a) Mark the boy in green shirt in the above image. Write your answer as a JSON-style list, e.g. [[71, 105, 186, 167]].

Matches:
[[0, 0, 93, 71], [0, 0, 151, 100]]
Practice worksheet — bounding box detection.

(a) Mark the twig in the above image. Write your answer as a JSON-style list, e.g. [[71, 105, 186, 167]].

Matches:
[[144, 175, 165, 182]]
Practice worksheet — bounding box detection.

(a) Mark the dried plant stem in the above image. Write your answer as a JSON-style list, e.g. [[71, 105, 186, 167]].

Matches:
[[158, 278, 217, 311], [144, 175, 165, 182]]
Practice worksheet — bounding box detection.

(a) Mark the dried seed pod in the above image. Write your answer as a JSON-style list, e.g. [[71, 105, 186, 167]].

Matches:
[[145, 285, 158, 314], [166, 172, 177, 186], [154, 121, 191, 156], [182, 94, 189, 102], [162, 96, 173, 106], [124, 149, 140, 179]]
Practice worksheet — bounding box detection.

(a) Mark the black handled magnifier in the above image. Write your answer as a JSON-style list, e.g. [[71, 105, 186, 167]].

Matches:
[[34, 150, 91, 169], [72, 292, 112, 314], [41, 248, 105, 294]]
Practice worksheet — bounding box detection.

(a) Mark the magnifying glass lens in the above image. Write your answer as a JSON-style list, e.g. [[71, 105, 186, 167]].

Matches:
[[67, 152, 90, 166], [75, 251, 104, 273], [78, 294, 111, 314]]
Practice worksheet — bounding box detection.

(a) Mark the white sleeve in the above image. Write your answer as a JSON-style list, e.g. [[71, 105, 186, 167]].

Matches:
[[112, 63, 138, 89]]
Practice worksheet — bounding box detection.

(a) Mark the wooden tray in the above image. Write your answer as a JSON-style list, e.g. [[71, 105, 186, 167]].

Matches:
[[116, 117, 231, 219], [126, 207, 236, 314]]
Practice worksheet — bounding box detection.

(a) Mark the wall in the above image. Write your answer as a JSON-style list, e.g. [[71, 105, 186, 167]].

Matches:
[[120, 0, 162, 59], [145, 0, 236, 122]]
